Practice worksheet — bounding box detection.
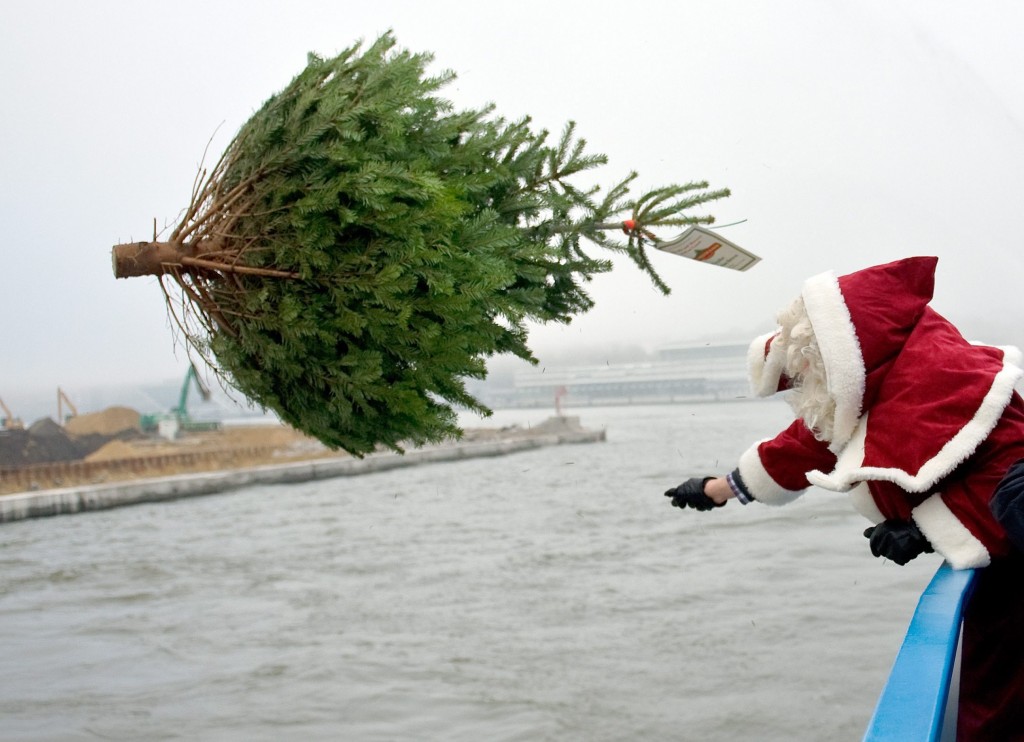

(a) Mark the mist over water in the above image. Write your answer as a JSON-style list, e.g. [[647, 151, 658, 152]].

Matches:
[[0, 402, 935, 741]]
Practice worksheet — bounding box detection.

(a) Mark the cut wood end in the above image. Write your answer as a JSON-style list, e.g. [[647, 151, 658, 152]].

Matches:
[[111, 241, 188, 278]]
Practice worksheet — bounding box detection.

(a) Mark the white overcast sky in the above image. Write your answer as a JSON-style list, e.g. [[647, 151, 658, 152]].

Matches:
[[2, 0, 1023, 400]]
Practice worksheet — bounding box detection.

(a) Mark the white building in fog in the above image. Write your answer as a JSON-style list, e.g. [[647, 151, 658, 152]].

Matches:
[[499, 343, 752, 409]]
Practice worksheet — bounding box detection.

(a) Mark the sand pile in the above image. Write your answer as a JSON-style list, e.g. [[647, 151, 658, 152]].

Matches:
[[84, 439, 141, 462], [65, 407, 140, 436]]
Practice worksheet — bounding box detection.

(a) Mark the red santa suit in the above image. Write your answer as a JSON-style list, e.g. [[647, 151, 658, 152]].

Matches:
[[739, 256, 1024, 568], [733, 256, 1024, 740]]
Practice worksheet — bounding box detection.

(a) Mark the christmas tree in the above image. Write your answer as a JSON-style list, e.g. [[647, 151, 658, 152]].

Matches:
[[112, 33, 729, 455]]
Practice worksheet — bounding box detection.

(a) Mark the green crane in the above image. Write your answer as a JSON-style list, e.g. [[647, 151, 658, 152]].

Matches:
[[141, 365, 220, 436]]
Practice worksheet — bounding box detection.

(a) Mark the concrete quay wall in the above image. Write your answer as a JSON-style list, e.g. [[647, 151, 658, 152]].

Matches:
[[0, 427, 604, 524]]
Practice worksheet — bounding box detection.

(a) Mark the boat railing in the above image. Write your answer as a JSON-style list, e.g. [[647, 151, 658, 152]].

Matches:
[[862, 562, 978, 741]]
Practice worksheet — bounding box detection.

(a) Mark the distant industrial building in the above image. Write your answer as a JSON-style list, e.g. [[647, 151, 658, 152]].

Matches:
[[479, 343, 754, 409]]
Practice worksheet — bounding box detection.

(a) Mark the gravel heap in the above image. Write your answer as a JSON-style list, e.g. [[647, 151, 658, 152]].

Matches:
[[0, 408, 143, 467]]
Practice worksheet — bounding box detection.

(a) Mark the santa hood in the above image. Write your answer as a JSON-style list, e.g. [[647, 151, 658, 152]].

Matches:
[[804, 255, 938, 450], [751, 256, 942, 449]]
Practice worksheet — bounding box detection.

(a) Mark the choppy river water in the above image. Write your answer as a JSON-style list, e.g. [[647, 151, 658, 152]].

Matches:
[[0, 401, 937, 741]]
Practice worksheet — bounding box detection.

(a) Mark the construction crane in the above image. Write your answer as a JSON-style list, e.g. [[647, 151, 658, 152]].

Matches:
[[57, 387, 78, 425], [175, 365, 211, 418], [0, 396, 25, 430], [140, 365, 220, 437]]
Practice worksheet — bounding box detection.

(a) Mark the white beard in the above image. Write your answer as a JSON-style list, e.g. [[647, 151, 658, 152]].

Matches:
[[776, 297, 837, 442]]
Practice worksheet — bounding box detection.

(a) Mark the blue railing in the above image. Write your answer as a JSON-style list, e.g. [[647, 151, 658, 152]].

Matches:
[[863, 562, 978, 741]]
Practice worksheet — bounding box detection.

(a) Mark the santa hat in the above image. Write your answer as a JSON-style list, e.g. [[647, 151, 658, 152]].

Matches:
[[749, 256, 938, 450]]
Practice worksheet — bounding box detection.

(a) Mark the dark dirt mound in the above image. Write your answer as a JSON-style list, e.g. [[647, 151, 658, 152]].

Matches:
[[0, 429, 31, 466], [5, 419, 80, 465], [0, 418, 141, 467]]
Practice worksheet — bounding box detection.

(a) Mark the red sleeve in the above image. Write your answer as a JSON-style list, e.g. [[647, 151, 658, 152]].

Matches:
[[737, 418, 838, 506]]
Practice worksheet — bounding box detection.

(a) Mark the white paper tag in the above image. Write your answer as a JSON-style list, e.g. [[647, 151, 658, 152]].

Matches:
[[655, 226, 760, 271]]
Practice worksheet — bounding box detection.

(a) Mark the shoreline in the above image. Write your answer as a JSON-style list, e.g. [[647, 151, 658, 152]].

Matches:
[[0, 419, 604, 523]]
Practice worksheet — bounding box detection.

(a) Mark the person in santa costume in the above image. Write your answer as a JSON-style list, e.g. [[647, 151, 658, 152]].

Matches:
[[664, 256, 1024, 741]]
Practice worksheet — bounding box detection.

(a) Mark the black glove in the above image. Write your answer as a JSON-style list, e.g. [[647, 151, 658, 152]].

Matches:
[[664, 477, 722, 512], [863, 520, 934, 565]]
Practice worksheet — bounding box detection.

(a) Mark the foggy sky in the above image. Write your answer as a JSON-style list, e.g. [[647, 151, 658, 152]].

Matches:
[[3, 0, 1023, 412]]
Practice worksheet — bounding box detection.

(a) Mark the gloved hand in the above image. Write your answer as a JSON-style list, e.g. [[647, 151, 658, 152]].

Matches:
[[664, 477, 723, 511], [863, 520, 934, 565]]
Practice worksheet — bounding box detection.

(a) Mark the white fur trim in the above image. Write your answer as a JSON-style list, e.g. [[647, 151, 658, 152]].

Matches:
[[997, 344, 1022, 368], [847, 482, 885, 524], [747, 331, 785, 397], [807, 354, 1023, 493], [913, 494, 991, 569], [737, 441, 806, 506], [807, 412, 869, 493], [800, 270, 866, 452]]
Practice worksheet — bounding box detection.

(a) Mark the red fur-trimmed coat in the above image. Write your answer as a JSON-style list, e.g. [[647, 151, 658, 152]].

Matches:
[[740, 257, 1024, 569]]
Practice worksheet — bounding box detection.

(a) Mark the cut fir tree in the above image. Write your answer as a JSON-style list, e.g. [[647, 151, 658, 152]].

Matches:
[[112, 32, 730, 456]]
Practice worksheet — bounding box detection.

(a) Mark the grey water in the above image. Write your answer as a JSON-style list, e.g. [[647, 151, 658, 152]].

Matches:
[[0, 401, 936, 741]]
